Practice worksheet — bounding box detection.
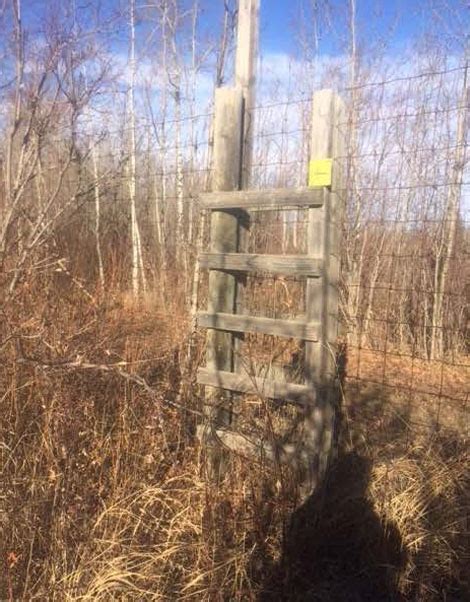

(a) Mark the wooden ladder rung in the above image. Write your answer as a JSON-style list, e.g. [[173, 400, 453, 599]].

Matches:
[[199, 253, 322, 276], [196, 425, 302, 465], [198, 311, 320, 341], [197, 368, 315, 405], [200, 186, 325, 210]]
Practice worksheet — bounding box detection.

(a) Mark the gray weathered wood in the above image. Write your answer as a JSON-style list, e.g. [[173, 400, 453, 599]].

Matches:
[[235, 0, 259, 189], [198, 311, 320, 341], [206, 88, 243, 373], [196, 425, 302, 466], [204, 87, 244, 479], [198, 367, 315, 405], [198, 83, 346, 496], [232, 0, 259, 369], [303, 89, 345, 494], [200, 187, 325, 210], [200, 253, 322, 276], [306, 89, 345, 381]]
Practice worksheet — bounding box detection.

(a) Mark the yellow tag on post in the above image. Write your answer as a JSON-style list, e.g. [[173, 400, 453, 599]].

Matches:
[[308, 158, 333, 187]]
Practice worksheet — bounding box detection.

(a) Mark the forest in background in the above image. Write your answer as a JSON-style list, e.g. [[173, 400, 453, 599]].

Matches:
[[1, 0, 467, 357], [0, 0, 468, 599]]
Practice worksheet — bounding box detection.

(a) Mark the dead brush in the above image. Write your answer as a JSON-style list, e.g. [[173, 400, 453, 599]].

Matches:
[[58, 464, 274, 601], [369, 439, 469, 598], [1, 267, 469, 601], [0, 271, 283, 600]]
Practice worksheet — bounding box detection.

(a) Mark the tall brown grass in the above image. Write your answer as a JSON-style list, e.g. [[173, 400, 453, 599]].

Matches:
[[1, 269, 468, 601]]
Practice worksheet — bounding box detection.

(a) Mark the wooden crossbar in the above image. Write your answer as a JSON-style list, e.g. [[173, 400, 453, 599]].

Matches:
[[199, 253, 322, 276], [197, 367, 315, 405], [196, 425, 302, 465], [198, 311, 320, 341], [198, 87, 345, 493], [200, 187, 325, 210]]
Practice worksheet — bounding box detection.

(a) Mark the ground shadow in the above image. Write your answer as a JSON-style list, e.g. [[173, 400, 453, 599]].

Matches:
[[255, 373, 469, 601], [259, 451, 407, 601]]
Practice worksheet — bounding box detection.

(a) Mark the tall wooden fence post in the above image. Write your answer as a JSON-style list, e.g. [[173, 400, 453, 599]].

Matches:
[[304, 89, 345, 493], [235, 0, 259, 189], [197, 88, 344, 494], [232, 0, 259, 373], [203, 87, 244, 479]]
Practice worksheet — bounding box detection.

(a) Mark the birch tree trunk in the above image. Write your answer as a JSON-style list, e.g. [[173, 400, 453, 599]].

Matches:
[[344, 0, 362, 346], [187, 0, 198, 249], [91, 139, 105, 290], [430, 63, 468, 359], [128, 0, 147, 297], [173, 83, 184, 266]]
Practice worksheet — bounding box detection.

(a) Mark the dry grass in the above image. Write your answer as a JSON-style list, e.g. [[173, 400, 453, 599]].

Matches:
[[1, 275, 469, 601], [347, 347, 469, 437], [369, 447, 469, 599], [348, 347, 469, 403]]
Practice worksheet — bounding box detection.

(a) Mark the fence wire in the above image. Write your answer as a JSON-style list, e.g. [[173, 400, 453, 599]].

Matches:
[[68, 64, 469, 439]]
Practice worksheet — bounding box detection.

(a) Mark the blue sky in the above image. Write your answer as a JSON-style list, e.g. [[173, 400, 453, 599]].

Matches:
[[18, 0, 468, 60], [193, 0, 425, 56], [9, 0, 469, 218], [15, 0, 467, 112]]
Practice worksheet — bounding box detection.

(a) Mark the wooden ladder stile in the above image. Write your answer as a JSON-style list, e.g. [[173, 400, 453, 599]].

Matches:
[[197, 89, 345, 496]]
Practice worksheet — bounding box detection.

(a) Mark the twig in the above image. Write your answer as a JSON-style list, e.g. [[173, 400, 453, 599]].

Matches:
[[17, 354, 204, 418]]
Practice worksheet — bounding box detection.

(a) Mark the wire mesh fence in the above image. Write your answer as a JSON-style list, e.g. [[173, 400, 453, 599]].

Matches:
[[54, 63, 469, 440]]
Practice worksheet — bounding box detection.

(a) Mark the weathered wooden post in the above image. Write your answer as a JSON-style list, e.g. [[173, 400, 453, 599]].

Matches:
[[197, 2, 344, 495], [203, 87, 244, 479], [235, 0, 259, 189], [303, 89, 345, 492], [233, 0, 259, 372], [201, 0, 259, 480]]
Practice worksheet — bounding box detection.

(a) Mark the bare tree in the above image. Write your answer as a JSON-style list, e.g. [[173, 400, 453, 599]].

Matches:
[[128, 0, 147, 297], [430, 62, 468, 359], [91, 136, 105, 291], [1, 0, 110, 296]]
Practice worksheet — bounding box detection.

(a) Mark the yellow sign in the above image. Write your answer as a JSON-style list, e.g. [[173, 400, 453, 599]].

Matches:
[[308, 158, 333, 187]]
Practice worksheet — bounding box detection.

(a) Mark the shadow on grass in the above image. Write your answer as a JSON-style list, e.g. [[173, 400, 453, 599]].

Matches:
[[259, 450, 406, 602], [255, 375, 469, 601]]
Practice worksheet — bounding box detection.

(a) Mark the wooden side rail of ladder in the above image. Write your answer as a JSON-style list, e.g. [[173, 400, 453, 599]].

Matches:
[[196, 88, 345, 496]]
